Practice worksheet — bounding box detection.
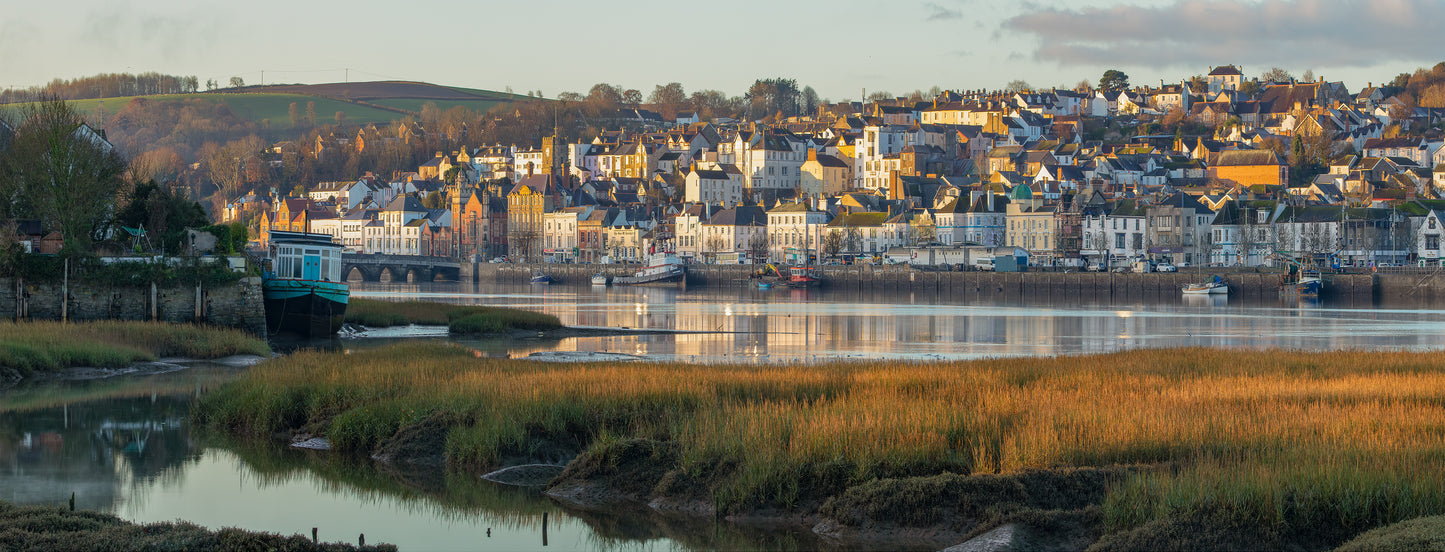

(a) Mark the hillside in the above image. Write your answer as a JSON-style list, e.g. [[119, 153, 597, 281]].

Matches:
[[7, 81, 531, 128]]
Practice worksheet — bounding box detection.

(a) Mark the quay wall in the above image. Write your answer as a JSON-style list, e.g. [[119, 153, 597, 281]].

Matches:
[[472, 263, 1381, 302], [0, 276, 267, 335]]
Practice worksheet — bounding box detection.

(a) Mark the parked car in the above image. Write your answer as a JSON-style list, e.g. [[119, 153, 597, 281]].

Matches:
[[1156, 263, 1177, 273]]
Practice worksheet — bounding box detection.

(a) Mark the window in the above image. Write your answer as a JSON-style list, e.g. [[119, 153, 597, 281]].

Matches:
[[1115, 233, 1126, 249]]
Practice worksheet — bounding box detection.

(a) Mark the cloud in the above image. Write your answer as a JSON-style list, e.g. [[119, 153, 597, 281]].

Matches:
[[1003, 0, 1445, 70], [82, 1, 226, 64], [925, 2, 963, 21]]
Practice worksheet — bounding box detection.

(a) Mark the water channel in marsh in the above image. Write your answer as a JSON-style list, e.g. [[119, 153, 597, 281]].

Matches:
[[5, 283, 1443, 550]]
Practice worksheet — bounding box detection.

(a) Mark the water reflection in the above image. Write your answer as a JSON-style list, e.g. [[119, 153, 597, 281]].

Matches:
[[352, 282, 1445, 362], [0, 379, 841, 551], [7, 286, 1444, 551]]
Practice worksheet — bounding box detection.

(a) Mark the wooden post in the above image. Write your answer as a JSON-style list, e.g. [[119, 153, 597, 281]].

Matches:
[[311, 528, 317, 544], [542, 511, 548, 546], [358, 533, 364, 547], [61, 258, 68, 323], [151, 282, 157, 321], [195, 282, 202, 321]]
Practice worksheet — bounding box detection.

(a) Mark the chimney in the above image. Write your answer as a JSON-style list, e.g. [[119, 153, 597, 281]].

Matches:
[[807, 148, 818, 162]]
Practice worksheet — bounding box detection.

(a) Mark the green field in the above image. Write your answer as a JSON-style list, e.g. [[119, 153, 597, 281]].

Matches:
[[442, 86, 535, 101], [367, 98, 505, 115], [2, 82, 526, 128]]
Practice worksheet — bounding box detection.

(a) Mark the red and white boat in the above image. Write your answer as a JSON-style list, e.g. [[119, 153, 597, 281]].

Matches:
[[787, 266, 822, 288]]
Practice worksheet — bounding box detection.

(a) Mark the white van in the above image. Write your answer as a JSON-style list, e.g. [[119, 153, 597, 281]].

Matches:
[[972, 258, 995, 271]]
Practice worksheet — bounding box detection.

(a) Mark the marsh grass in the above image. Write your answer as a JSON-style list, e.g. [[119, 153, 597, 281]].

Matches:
[[196, 344, 1445, 540], [344, 298, 561, 333], [0, 500, 394, 551], [0, 321, 269, 376]]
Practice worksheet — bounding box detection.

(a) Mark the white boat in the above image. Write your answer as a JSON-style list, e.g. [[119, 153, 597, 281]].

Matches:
[[1181, 281, 1228, 295], [590, 274, 609, 286], [613, 252, 685, 286]]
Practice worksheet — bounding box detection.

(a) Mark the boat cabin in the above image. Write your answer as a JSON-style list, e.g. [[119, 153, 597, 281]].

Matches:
[[268, 231, 344, 282]]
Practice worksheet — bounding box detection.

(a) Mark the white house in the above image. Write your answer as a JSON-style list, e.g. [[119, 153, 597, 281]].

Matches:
[[1416, 210, 1445, 266], [685, 167, 743, 207], [699, 206, 767, 263], [766, 202, 832, 263], [544, 207, 590, 263], [1081, 200, 1148, 268]]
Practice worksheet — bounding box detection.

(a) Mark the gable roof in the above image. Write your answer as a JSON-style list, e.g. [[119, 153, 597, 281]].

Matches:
[[384, 195, 427, 213], [702, 205, 767, 227], [1214, 149, 1282, 166]]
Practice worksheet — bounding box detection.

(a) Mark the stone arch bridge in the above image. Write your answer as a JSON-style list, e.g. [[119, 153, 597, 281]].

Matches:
[[341, 253, 461, 283]]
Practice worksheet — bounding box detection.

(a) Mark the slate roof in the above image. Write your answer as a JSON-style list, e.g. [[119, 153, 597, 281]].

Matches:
[[384, 195, 427, 213], [1214, 150, 1282, 166], [703, 205, 768, 227]]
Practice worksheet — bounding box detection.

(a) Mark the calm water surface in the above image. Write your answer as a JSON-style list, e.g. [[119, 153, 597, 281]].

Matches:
[[354, 282, 1445, 362], [4, 285, 1444, 551]]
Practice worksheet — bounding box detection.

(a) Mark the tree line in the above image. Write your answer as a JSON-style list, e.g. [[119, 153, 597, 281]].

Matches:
[[0, 72, 200, 104]]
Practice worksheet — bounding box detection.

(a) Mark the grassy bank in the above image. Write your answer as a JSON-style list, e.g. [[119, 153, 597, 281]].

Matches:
[[194, 345, 1445, 549], [0, 321, 270, 377], [0, 500, 393, 551], [343, 298, 561, 334]]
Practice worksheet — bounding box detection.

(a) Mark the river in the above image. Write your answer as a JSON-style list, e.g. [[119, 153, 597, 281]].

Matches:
[[4, 283, 1444, 551]]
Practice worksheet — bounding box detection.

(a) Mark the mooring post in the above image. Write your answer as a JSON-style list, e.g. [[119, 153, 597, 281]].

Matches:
[[69, 492, 74, 511], [542, 511, 548, 546], [61, 258, 68, 323], [151, 282, 158, 321], [195, 282, 202, 321], [311, 527, 317, 543], [358, 533, 364, 547]]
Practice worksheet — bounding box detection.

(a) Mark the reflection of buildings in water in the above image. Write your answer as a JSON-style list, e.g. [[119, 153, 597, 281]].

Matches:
[[363, 282, 1445, 361], [0, 396, 200, 512]]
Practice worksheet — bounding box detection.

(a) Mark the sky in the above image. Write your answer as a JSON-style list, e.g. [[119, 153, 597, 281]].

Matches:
[[4, 0, 1443, 101]]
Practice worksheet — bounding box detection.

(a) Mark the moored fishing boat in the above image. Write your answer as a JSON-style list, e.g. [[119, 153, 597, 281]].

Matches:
[[1293, 272, 1323, 296], [787, 266, 822, 288], [591, 273, 610, 286], [262, 231, 348, 336], [530, 273, 554, 285], [614, 252, 685, 286]]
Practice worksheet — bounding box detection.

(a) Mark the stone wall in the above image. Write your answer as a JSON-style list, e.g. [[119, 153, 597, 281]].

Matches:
[[0, 277, 267, 335], [482, 262, 1382, 303]]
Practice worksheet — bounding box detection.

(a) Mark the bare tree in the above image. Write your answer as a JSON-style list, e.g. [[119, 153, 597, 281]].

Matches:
[[704, 233, 727, 264], [822, 230, 843, 261], [511, 228, 541, 262], [1261, 67, 1293, 84], [844, 226, 863, 256], [747, 231, 769, 264], [912, 216, 937, 245], [0, 99, 128, 254]]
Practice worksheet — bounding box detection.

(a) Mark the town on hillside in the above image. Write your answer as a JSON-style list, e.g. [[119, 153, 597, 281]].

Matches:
[[207, 67, 1445, 271]]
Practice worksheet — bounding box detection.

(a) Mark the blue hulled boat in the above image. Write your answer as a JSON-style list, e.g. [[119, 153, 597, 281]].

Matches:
[[263, 231, 349, 336]]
